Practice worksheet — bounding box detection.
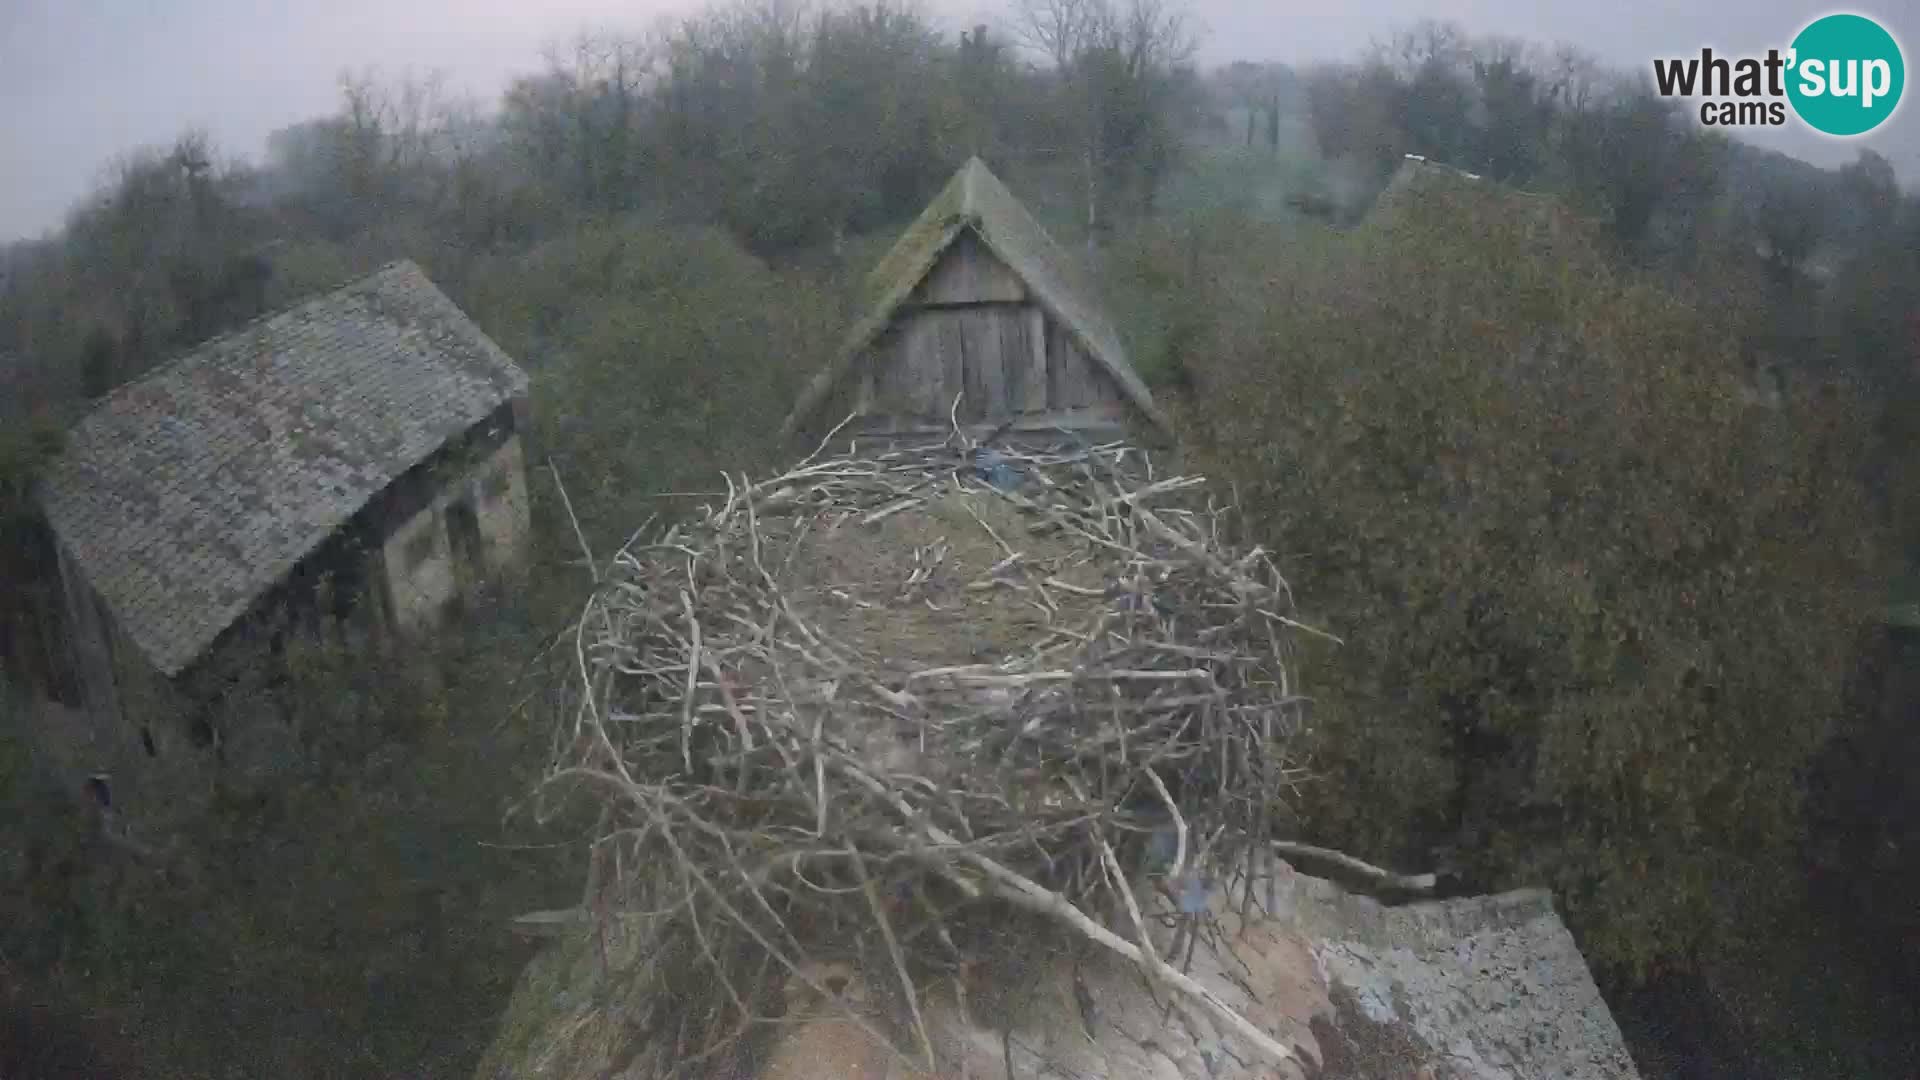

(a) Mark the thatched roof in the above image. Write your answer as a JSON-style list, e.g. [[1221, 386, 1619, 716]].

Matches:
[[38, 261, 527, 676], [781, 157, 1169, 439]]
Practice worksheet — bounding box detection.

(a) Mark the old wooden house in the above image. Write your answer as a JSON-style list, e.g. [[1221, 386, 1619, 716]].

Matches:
[[25, 260, 531, 823], [781, 157, 1170, 445]]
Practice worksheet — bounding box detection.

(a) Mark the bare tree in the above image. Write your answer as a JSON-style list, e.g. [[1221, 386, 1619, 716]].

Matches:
[[331, 67, 467, 200], [1541, 43, 1609, 119], [1213, 60, 1290, 151], [1106, 0, 1197, 72], [499, 29, 659, 212], [1010, 0, 1102, 71], [1371, 19, 1469, 81], [1008, 0, 1200, 252]]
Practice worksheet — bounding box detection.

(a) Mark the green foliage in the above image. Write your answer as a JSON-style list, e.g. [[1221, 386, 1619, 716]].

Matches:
[[0, 134, 280, 416], [497, 3, 1080, 257], [1153, 143, 1321, 221], [1301, 29, 1734, 267], [2, 4, 1917, 1073], [1137, 194, 1886, 979], [466, 220, 844, 558], [0, 411, 64, 591], [0, 618, 583, 1078]]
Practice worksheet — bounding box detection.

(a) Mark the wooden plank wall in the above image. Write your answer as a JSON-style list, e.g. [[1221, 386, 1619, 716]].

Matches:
[[861, 231, 1124, 432], [1046, 320, 1116, 410], [912, 233, 1026, 305]]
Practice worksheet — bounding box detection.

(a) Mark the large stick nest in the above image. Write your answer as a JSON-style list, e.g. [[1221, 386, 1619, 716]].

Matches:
[[543, 430, 1322, 1075]]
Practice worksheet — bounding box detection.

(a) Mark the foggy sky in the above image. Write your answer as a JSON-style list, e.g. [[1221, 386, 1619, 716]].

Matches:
[[3, 0, 1915, 242]]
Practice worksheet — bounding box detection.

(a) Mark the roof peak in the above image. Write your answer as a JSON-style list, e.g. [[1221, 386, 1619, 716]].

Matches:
[[781, 157, 1168, 439]]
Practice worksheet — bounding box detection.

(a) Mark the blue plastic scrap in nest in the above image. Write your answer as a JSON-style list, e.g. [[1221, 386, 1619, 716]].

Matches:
[[969, 447, 1023, 492], [1176, 873, 1211, 915]]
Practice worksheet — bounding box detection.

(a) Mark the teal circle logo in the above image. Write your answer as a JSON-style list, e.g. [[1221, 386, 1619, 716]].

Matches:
[[1786, 14, 1905, 136]]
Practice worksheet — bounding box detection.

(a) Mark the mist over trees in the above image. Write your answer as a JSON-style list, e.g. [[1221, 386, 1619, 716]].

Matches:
[[2, 2, 1919, 1077]]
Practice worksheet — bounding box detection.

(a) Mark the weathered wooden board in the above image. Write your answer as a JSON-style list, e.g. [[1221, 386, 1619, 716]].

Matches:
[[881, 316, 948, 419], [874, 308, 1012, 423], [1046, 320, 1106, 410], [939, 313, 967, 418], [855, 353, 875, 415], [872, 320, 923, 419], [869, 301, 1130, 428], [913, 232, 1026, 306], [1018, 307, 1047, 414]]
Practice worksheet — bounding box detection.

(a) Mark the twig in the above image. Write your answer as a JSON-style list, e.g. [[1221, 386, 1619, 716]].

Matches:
[[847, 843, 938, 1074], [548, 457, 598, 582], [542, 435, 1317, 1071], [680, 590, 702, 774], [1270, 841, 1437, 895], [954, 837, 1296, 1067], [1143, 768, 1187, 883]]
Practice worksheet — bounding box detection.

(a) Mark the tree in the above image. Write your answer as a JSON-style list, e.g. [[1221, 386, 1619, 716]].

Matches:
[[1011, 0, 1199, 248], [1836, 148, 1901, 249], [1558, 89, 1724, 263], [56, 132, 275, 390], [1303, 61, 1406, 182], [1755, 171, 1825, 286], [1215, 60, 1293, 152], [1011, 0, 1103, 71], [1468, 40, 1552, 181], [948, 23, 1020, 162], [1373, 21, 1474, 165], [1164, 190, 1884, 979], [500, 33, 657, 217]]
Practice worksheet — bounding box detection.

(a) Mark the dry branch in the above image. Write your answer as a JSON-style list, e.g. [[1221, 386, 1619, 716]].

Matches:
[[1271, 841, 1438, 895], [538, 434, 1326, 1074]]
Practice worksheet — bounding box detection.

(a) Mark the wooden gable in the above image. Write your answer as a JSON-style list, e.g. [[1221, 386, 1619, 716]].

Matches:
[[854, 230, 1126, 435], [782, 157, 1169, 444]]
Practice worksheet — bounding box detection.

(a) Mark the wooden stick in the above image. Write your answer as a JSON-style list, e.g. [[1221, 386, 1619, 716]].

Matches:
[[547, 456, 598, 583], [1270, 841, 1438, 895], [831, 758, 1296, 1067]]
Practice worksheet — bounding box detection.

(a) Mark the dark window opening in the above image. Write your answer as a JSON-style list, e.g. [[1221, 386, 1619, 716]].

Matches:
[[445, 498, 485, 602]]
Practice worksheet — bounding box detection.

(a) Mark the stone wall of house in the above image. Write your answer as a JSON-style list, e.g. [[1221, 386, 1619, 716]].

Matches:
[[384, 500, 460, 634], [379, 428, 531, 634], [472, 435, 532, 577]]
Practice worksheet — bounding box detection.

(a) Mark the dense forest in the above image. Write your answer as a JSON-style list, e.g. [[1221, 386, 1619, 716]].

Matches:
[[2, 2, 1918, 1076]]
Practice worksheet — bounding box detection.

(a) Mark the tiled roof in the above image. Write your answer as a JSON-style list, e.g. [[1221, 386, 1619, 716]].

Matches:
[[781, 157, 1169, 438], [38, 260, 528, 676]]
